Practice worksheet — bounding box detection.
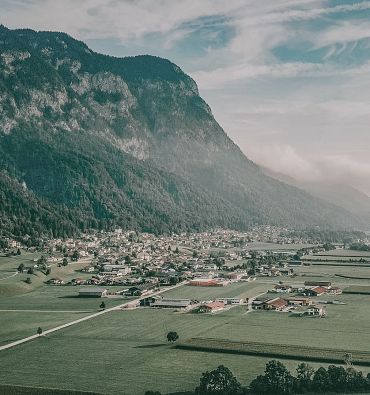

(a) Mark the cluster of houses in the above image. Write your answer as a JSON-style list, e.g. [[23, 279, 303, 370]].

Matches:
[[252, 281, 342, 317], [138, 295, 245, 313]]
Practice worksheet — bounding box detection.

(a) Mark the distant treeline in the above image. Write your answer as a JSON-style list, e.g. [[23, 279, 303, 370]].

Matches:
[[281, 229, 366, 244], [350, 243, 370, 252], [145, 360, 370, 395]]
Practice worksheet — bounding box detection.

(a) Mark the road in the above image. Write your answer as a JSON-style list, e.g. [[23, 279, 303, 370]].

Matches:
[[0, 281, 186, 352]]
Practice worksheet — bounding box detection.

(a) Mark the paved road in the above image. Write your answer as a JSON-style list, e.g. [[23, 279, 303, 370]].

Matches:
[[0, 281, 186, 352]]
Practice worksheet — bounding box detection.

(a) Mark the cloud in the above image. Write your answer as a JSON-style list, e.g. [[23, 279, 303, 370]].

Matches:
[[312, 20, 370, 50], [246, 144, 370, 195]]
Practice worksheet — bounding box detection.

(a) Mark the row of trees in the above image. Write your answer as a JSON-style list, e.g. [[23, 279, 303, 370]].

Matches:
[[145, 360, 370, 395]]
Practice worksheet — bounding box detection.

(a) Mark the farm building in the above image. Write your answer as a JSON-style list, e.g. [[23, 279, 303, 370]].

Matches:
[[140, 296, 160, 307], [216, 298, 243, 305], [78, 287, 107, 298], [188, 278, 224, 287], [304, 281, 331, 287], [196, 301, 225, 313], [151, 298, 195, 309], [303, 286, 327, 297]]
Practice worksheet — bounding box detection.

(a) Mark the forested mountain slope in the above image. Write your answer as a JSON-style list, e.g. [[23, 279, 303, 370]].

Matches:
[[0, 26, 364, 237]]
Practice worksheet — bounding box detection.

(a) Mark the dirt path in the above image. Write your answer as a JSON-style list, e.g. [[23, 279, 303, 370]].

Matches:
[[0, 272, 18, 281]]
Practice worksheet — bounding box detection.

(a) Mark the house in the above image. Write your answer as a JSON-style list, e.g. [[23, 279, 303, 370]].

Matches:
[[196, 301, 225, 313], [287, 297, 312, 306], [262, 297, 289, 311], [151, 298, 194, 309], [223, 272, 245, 281], [303, 286, 327, 297], [46, 277, 64, 285], [71, 278, 84, 285], [306, 305, 326, 317], [328, 286, 342, 295], [78, 287, 107, 297], [274, 284, 293, 293], [127, 283, 157, 296], [102, 264, 131, 275]]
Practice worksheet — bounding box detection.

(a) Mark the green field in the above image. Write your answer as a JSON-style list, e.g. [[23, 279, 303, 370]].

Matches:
[[2, 252, 370, 394], [0, 308, 319, 395], [178, 337, 370, 365], [162, 281, 269, 301], [0, 253, 128, 347]]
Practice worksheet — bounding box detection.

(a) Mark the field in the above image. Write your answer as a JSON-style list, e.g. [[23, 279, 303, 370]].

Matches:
[[178, 337, 370, 365], [0, 308, 321, 395], [161, 281, 269, 300], [2, 252, 370, 394], [0, 252, 128, 346]]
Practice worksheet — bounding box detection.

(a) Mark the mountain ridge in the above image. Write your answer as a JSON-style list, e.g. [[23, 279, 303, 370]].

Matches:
[[0, 26, 365, 238]]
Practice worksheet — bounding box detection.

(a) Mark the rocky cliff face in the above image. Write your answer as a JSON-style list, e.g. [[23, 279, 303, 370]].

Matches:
[[0, 26, 364, 237]]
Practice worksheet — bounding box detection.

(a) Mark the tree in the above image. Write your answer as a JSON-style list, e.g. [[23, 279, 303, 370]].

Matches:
[[27, 267, 34, 275], [327, 365, 347, 392], [312, 367, 330, 392], [346, 368, 368, 392], [17, 248, 21, 255], [250, 360, 295, 395], [17, 263, 25, 273], [248, 259, 258, 275], [25, 277, 32, 284], [62, 257, 69, 266], [174, 247, 180, 254], [144, 391, 161, 395], [166, 331, 179, 343], [71, 250, 80, 262], [296, 363, 314, 392], [195, 365, 242, 395], [125, 255, 132, 265], [37, 255, 47, 267], [169, 276, 178, 285], [37, 327, 42, 335], [100, 301, 106, 310]]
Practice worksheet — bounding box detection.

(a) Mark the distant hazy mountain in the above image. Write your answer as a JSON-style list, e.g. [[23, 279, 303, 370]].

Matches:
[[0, 26, 365, 238], [263, 167, 370, 223]]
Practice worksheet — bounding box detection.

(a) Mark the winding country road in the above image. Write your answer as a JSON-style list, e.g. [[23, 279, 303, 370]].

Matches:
[[0, 281, 186, 352]]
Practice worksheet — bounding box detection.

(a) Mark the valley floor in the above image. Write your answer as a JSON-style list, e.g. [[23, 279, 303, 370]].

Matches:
[[2, 249, 370, 394]]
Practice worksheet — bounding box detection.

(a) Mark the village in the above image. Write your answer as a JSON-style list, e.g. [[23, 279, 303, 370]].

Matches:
[[0, 226, 356, 319]]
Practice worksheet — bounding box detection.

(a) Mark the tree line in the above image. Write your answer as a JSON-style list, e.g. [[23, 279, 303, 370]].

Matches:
[[145, 359, 370, 395]]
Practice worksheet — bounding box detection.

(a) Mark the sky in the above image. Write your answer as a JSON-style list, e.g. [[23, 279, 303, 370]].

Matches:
[[2, 0, 370, 195]]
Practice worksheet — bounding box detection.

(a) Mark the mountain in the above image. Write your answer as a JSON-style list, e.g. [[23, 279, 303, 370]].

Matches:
[[0, 26, 365, 238], [263, 167, 370, 224]]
